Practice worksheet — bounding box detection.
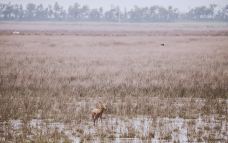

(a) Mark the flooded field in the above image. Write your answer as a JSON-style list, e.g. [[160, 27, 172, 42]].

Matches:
[[1, 114, 227, 142], [0, 22, 227, 142]]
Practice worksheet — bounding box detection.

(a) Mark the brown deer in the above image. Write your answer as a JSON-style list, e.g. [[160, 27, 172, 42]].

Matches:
[[91, 101, 107, 126]]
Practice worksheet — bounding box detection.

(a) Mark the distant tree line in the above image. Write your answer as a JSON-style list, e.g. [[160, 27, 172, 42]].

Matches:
[[0, 2, 228, 22]]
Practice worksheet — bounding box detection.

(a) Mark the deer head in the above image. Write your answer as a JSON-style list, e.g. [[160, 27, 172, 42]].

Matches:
[[96, 101, 107, 111]]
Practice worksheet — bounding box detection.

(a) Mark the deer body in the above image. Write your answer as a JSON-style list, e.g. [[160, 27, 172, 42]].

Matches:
[[91, 102, 106, 126]]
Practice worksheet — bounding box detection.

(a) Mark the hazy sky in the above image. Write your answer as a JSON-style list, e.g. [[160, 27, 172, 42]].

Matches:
[[4, 0, 228, 11]]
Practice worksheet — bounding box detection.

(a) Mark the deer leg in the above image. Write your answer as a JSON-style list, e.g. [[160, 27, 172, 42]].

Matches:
[[100, 114, 102, 123], [92, 114, 95, 126], [94, 115, 98, 126]]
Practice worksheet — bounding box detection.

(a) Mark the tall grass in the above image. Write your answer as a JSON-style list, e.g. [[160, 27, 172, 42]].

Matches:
[[0, 33, 227, 121], [0, 23, 227, 141]]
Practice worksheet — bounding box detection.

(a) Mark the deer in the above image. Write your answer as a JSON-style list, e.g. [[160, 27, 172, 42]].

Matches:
[[91, 101, 107, 126]]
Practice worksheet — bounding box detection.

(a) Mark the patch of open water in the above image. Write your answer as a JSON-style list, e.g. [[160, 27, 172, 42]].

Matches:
[[1, 115, 226, 143]]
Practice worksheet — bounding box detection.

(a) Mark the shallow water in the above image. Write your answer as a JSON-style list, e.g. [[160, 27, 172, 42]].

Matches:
[[1, 115, 227, 143]]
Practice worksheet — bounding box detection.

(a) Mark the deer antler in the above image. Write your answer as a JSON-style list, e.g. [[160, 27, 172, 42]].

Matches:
[[96, 101, 103, 108]]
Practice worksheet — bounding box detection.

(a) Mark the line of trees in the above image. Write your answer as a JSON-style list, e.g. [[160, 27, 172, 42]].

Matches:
[[0, 2, 228, 22]]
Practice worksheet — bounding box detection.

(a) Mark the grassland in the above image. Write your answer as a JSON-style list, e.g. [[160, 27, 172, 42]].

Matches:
[[0, 22, 227, 142]]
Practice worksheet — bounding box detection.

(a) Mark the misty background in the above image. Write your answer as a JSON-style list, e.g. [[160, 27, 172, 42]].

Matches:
[[6, 0, 228, 11], [1, 0, 228, 22]]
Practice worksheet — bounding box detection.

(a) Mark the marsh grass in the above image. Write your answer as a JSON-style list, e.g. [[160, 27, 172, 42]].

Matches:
[[0, 23, 227, 142]]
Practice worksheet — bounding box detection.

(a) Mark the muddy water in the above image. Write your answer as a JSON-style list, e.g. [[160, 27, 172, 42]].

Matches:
[[1, 115, 227, 143]]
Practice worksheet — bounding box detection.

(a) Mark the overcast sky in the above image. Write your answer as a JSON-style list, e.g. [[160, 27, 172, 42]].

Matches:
[[4, 0, 228, 12]]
